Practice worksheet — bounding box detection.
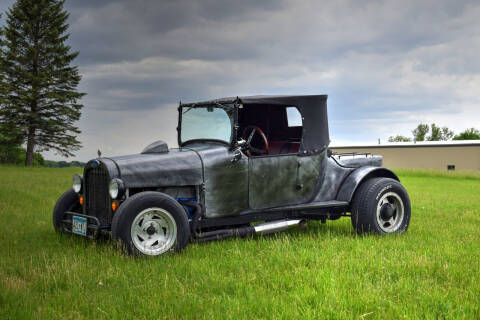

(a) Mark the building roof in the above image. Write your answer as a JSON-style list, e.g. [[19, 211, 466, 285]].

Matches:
[[331, 140, 480, 148]]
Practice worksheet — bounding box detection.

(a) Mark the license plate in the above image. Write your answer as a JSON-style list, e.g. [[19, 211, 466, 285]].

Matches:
[[72, 216, 87, 236]]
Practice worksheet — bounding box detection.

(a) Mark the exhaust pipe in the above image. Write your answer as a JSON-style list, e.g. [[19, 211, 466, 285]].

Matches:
[[253, 219, 304, 235], [195, 219, 305, 242]]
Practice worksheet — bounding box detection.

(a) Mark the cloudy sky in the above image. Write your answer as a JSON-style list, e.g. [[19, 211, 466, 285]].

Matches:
[[1, 0, 480, 161]]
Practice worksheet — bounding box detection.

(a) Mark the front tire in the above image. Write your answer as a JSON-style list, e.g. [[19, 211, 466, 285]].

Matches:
[[111, 192, 190, 256], [53, 189, 79, 233], [351, 177, 411, 234]]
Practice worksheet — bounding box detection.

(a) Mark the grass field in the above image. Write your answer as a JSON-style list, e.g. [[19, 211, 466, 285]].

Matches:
[[0, 166, 479, 319]]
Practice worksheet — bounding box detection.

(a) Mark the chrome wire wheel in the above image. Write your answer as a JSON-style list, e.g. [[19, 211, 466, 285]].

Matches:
[[130, 207, 177, 256], [376, 192, 405, 233]]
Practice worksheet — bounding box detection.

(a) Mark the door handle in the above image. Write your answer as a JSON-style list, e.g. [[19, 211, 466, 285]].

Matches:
[[295, 160, 303, 190]]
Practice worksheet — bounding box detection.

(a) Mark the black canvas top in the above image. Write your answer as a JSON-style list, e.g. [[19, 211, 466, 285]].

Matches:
[[180, 95, 330, 154], [180, 94, 327, 107]]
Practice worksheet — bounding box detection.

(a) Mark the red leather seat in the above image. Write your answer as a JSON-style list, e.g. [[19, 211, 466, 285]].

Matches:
[[269, 141, 284, 154], [269, 141, 300, 155]]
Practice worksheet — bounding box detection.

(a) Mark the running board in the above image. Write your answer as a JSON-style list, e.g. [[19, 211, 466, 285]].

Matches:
[[198, 200, 349, 229], [265, 200, 349, 212]]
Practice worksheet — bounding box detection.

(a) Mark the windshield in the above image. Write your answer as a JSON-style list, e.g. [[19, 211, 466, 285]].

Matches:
[[180, 105, 233, 145]]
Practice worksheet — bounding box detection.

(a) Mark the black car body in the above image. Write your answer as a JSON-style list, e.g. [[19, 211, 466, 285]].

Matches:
[[53, 95, 411, 256]]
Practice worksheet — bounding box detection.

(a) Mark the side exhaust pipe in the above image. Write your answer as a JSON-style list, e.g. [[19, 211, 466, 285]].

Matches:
[[253, 219, 304, 235], [195, 219, 305, 242]]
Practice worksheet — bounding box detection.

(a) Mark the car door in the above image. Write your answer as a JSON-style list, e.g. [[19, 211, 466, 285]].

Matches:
[[248, 153, 323, 209], [200, 146, 250, 218]]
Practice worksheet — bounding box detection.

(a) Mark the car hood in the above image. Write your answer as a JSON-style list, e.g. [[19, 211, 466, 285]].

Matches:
[[100, 148, 203, 188]]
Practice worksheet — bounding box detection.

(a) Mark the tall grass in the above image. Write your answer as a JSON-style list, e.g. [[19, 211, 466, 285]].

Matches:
[[0, 166, 479, 319]]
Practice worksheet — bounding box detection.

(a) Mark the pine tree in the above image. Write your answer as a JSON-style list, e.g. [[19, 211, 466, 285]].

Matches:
[[0, 14, 23, 160], [0, 13, 6, 106], [0, 0, 84, 166]]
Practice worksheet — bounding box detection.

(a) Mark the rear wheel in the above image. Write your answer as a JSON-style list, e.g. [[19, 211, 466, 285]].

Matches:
[[351, 177, 411, 234], [112, 192, 190, 256]]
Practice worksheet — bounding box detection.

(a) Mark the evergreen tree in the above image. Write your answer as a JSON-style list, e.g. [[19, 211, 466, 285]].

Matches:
[[0, 13, 6, 107], [0, 0, 84, 166]]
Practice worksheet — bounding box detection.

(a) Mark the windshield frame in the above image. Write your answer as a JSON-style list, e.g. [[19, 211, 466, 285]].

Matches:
[[177, 103, 237, 148]]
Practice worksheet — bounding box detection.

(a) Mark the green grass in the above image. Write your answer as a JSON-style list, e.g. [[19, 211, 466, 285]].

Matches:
[[0, 166, 479, 319]]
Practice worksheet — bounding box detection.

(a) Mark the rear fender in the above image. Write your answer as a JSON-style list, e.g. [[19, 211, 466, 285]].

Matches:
[[336, 167, 399, 203]]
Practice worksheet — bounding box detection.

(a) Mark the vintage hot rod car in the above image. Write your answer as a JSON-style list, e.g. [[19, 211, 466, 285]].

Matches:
[[53, 95, 411, 256]]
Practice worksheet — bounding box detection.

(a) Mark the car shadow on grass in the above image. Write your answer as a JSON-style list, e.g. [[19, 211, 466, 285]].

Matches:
[[284, 219, 356, 238], [193, 218, 357, 248]]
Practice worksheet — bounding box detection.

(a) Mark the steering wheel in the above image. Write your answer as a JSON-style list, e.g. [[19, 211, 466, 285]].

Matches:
[[242, 125, 269, 156]]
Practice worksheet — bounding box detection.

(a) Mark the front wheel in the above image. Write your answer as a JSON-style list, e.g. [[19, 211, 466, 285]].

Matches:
[[351, 177, 411, 234], [53, 189, 80, 233], [111, 191, 190, 256]]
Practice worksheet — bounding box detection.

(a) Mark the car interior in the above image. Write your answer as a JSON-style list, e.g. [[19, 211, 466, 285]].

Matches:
[[238, 104, 303, 156]]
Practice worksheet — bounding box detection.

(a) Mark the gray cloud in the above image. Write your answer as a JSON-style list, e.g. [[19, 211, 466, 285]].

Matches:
[[1, 0, 480, 160]]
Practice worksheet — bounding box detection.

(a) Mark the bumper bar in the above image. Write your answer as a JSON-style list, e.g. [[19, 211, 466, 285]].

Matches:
[[62, 212, 105, 239]]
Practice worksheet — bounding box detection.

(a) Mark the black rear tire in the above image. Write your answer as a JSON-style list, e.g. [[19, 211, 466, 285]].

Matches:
[[351, 177, 411, 234], [111, 191, 190, 256], [53, 188, 79, 233]]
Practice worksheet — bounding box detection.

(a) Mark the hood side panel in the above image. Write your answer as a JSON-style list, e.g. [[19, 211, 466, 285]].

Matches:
[[108, 149, 203, 188]]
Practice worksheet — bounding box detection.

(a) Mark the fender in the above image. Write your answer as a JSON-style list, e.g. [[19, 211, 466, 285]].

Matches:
[[336, 166, 399, 203]]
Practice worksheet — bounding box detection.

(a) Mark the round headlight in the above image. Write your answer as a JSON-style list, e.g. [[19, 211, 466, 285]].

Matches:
[[109, 178, 124, 199], [72, 174, 82, 193]]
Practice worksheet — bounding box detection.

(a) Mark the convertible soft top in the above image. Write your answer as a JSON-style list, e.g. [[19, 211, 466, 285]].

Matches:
[[180, 95, 330, 154]]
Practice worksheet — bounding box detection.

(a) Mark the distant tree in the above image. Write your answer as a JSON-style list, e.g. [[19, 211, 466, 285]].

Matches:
[[388, 135, 412, 142], [412, 124, 429, 142], [453, 128, 480, 140], [441, 126, 454, 140], [69, 160, 84, 167], [44, 160, 56, 167], [44, 159, 83, 167], [427, 123, 453, 141], [0, 0, 85, 166], [33, 152, 45, 166], [428, 123, 442, 141], [389, 123, 454, 143], [57, 160, 68, 167]]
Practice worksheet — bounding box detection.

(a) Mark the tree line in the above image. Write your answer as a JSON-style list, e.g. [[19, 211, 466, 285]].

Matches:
[[0, 0, 84, 166], [389, 124, 480, 143]]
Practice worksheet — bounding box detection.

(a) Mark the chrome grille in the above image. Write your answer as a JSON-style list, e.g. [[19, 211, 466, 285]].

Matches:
[[85, 166, 111, 226]]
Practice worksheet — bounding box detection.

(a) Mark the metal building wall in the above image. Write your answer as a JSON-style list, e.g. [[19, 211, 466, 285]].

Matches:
[[331, 143, 480, 171]]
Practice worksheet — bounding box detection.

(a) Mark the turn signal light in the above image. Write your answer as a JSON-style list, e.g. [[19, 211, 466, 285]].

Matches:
[[111, 201, 118, 212], [79, 196, 84, 206]]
